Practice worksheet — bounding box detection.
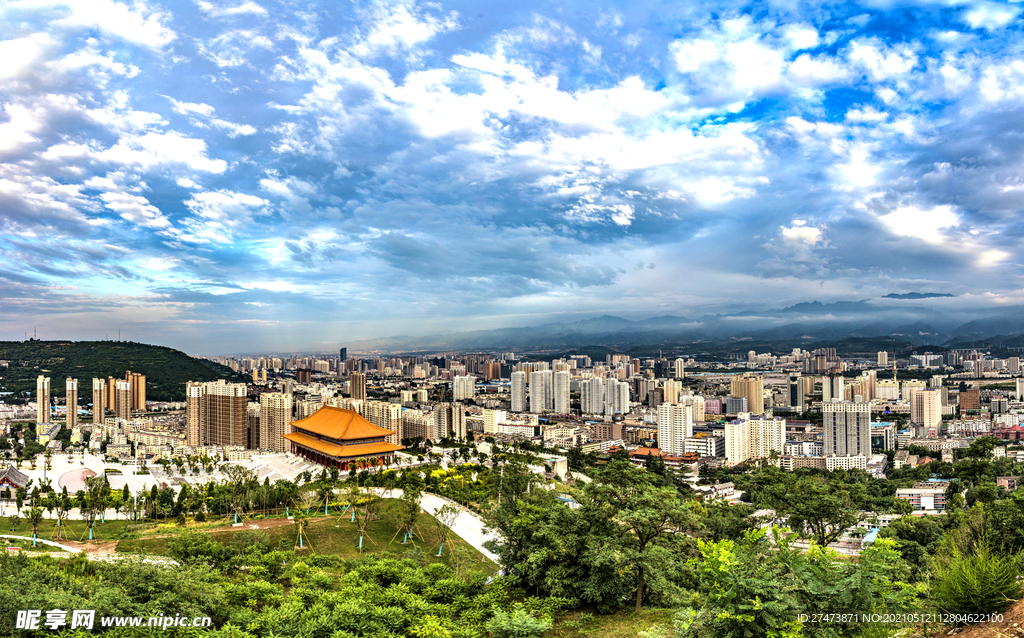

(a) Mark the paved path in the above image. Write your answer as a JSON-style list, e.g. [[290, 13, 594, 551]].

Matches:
[[366, 488, 499, 563], [0, 534, 178, 565]]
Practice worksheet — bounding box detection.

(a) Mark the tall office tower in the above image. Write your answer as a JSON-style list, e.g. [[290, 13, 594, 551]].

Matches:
[[511, 371, 527, 412], [730, 373, 764, 415], [877, 351, 888, 367], [36, 376, 50, 423], [247, 402, 261, 449], [789, 374, 804, 409], [362, 400, 403, 445], [674, 358, 685, 379], [1017, 377, 1024, 400], [823, 401, 872, 457], [453, 375, 475, 401], [125, 371, 146, 411], [434, 402, 467, 439], [604, 378, 630, 416], [553, 370, 570, 414], [648, 387, 664, 410], [581, 376, 605, 414], [663, 379, 682, 404], [544, 368, 555, 410], [910, 388, 942, 435], [339, 347, 347, 361], [529, 370, 550, 413], [1008, 357, 1021, 373], [260, 392, 294, 452], [658, 403, 693, 455], [65, 378, 78, 429], [114, 380, 132, 419], [92, 378, 106, 424], [349, 372, 366, 401]]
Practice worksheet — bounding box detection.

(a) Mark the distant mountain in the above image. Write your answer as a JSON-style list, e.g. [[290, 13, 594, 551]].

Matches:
[[344, 299, 1024, 354], [0, 340, 242, 402], [883, 292, 956, 300]]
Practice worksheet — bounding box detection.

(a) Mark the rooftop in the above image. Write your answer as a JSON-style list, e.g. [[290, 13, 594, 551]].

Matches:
[[290, 405, 395, 440]]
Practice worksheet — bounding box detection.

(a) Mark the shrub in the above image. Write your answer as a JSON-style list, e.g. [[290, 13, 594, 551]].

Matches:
[[932, 539, 1023, 616], [485, 604, 552, 638]]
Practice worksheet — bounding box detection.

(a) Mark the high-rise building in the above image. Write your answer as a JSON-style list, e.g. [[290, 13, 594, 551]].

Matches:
[[453, 376, 475, 401], [247, 402, 261, 449], [65, 378, 78, 429], [260, 392, 294, 452], [529, 370, 550, 413], [823, 401, 871, 457], [788, 374, 804, 410], [604, 378, 630, 416], [910, 388, 942, 436], [877, 351, 888, 367], [658, 403, 693, 455], [350, 372, 366, 401], [730, 374, 764, 415], [36, 376, 50, 424], [125, 371, 146, 411], [186, 380, 248, 447], [553, 371, 570, 414], [483, 408, 505, 434], [1016, 378, 1024, 400], [362, 400, 402, 445], [339, 347, 348, 361], [105, 376, 116, 413], [511, 371, 527, 412], [724, 415, 785, 465], [725, 395, 748, 413], [114, 380, 132, 420], [674, 358, 685, 380], [663, 380, 682, 405], [434, 402, 467, 439], [581, 376, 605, 415], [92, 378, 105, 424]]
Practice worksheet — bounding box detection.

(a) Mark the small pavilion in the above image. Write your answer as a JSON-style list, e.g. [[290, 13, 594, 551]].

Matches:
[[283, 406, 404, 470]]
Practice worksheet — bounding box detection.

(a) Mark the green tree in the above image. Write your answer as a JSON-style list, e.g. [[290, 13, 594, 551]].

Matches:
[[761, 475, 866, 547]]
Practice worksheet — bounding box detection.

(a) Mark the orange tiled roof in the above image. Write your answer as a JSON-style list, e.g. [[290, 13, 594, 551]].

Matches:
[[283, 431, 404, 458], [290, 405, 395, 440]]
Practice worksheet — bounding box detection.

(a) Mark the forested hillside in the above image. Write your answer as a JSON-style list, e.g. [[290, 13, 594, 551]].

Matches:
[[0, 340, 241, 402]]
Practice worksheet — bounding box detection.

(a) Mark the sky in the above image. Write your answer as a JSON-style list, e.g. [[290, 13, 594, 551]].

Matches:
[[3, 0, 1024, 354]]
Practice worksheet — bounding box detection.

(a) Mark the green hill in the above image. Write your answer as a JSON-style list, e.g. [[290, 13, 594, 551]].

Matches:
[[0, 340, 243, 403]]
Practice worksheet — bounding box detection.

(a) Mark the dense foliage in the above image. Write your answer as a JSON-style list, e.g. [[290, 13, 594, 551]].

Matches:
[[0, 340, 241, 402]]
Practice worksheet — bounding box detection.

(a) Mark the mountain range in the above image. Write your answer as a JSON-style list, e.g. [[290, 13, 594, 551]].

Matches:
[[344, 296, 1024, 354]]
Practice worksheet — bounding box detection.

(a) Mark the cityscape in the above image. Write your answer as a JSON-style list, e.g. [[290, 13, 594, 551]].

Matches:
[[3, 0, 1024, 635]]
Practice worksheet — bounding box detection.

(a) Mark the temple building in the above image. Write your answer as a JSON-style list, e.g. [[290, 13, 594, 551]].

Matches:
[[283, 405, 404, 470]]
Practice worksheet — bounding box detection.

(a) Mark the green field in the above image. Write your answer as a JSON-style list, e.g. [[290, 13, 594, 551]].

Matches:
[[114, 499, 497, 576]]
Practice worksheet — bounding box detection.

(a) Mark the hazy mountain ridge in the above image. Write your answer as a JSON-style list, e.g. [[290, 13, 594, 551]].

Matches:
[[345, 300, 1024, 353]]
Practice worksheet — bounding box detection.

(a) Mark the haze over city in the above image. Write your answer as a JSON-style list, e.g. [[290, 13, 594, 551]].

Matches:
[[4, 0, 1024, 354]]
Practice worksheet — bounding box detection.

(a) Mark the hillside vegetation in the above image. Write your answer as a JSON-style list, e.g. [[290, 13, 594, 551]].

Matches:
[[0, 340, 241, 402]]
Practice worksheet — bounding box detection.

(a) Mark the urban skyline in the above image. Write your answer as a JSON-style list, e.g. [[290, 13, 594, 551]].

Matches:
[[4, 0, 1024, 354]]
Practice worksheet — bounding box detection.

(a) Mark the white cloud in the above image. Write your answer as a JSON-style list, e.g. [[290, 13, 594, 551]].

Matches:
[[185, 190, 269, 227], [847, 39, 917, 82], [196, 0, 268, 17], [780, 220, 823, 246], [878, 205, 959, 245], [962, 1, 1021, 31], [98, 132, 228, 173], [6, 0, 176, 50], [99, 191, 171, 229]]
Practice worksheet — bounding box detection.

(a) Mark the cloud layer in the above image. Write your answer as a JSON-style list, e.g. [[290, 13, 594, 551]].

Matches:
[[2, 0, 1024, 353]]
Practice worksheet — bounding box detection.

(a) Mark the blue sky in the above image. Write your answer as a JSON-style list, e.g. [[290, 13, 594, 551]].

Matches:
[[2, 0, 1024, 354]]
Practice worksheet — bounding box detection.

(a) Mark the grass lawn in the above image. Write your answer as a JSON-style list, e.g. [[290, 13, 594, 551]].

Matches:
[[549, 608, 675, 638], [114, 499, 497, 577]]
